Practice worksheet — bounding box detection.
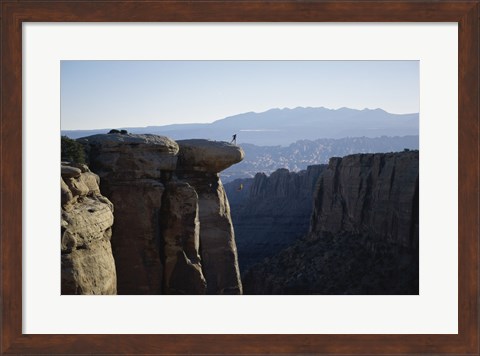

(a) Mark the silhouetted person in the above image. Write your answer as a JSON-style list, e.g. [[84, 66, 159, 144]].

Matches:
[[231, 134, 237, 144]]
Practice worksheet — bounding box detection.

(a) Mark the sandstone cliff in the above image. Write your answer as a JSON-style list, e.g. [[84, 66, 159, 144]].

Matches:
[[310, 151, 419, 249], [176, 140, 243, 294], [78, 134, 243, 294], [224, 165, 326, 272], [243, 151, 419, 294], [61, 163, 117, 295]]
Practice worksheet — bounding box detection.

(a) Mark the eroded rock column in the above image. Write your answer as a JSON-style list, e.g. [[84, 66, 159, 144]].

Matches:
[[61, 163, 116, 295], [176, 139, 244, 294], [79, 134, 178, 294]]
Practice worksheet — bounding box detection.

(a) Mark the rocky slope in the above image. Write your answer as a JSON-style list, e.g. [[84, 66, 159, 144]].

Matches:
[[61, 163, 117, 295], [243, 151, 419, 294], [224, 165, 326, 272], [78, 133, 243, 294]]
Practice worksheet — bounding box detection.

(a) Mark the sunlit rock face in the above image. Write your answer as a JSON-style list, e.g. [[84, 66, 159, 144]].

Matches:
[[61, 163, 116, 295], [78, 134, 243, 295]]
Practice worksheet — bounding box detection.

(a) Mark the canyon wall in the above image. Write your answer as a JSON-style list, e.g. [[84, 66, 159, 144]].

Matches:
[[310, 151, 419, 249], [61, 163, 117, 295], [243, 151, 419, 294], [224, 165, 326, 272], [78, 134, 243, 294]]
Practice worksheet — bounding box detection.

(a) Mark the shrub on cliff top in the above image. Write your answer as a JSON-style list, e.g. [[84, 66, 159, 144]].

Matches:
[[108, 129, 128, 134], [61, 135, 86, 163]]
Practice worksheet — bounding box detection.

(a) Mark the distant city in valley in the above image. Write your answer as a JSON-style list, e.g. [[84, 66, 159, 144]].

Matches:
[[62, 106, 419, 182]]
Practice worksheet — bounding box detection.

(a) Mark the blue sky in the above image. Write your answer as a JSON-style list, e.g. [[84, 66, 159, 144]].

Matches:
[[61, 61, 419, 130]]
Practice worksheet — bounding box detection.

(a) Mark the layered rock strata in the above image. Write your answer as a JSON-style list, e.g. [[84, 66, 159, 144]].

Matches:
[[78, 134, 243, 295], [176, 140, 244, 294], [243, 151, 419, 295], [61, 163, 117, 295], [224, 165, 326, 272], [310, 151, 419, 249], [80, 134, 178, 294]]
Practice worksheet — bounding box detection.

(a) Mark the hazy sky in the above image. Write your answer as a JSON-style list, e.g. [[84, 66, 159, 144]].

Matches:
[[61, 61, 419, 130]]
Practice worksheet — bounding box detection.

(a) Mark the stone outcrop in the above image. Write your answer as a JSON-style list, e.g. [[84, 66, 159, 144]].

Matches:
[[61, 162, 117, 295], [176, 139, 243, 294], [177, 139, 244, 173], [243, 151, 419, 295], [78, 134, 243, 295], [224, 165, 326, 272], [310, 151, 419, 249], [79, 134, 178, 294]]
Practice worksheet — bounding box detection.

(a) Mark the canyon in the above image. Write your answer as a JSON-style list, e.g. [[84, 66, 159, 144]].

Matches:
[[242, 151, 419, 294], [61, 133, 419, 296], [224, 165, 326, 272]]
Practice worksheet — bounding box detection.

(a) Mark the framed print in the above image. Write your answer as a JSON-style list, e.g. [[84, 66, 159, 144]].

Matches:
[[1, 0, 478, 354]]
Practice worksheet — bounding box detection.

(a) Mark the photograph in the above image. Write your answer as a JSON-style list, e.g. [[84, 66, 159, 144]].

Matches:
[[60, 60, 419, 295], [2, 0, 478, 353]]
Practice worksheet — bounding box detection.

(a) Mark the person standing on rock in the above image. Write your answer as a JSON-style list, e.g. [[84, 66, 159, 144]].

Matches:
[[231, 134, 237, 145]]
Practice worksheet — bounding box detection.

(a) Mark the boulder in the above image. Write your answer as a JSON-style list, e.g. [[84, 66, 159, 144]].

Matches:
[[61, 165, 81, 178], [61, 164, 102, 206], [61, 177, 74, 207]]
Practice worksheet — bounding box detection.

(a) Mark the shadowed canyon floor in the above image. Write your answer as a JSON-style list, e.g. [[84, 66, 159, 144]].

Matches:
[[224, 165, 326, 272]]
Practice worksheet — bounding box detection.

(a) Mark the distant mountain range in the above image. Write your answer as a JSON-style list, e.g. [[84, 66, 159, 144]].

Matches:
[[220, 135, 419, 182], [62, 106, 419, 146]]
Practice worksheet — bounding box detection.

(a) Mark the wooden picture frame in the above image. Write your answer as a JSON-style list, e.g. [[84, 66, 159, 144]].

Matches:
[[1, 0, 478, 354]]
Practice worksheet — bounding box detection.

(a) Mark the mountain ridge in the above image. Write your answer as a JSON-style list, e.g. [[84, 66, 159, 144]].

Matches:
[[62, 106, 419, 146]]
